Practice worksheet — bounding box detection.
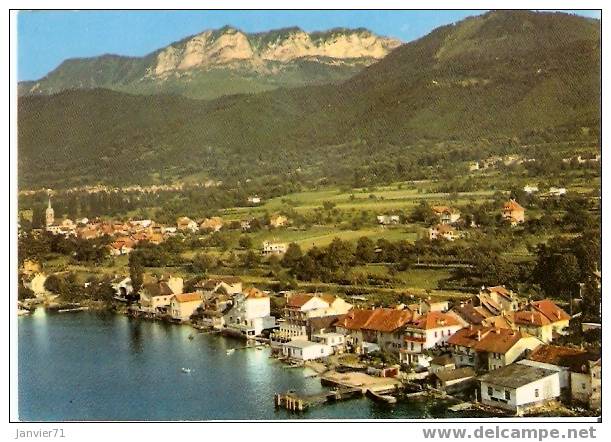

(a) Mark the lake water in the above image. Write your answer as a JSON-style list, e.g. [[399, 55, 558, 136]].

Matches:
[[18, 310, 481, 421]]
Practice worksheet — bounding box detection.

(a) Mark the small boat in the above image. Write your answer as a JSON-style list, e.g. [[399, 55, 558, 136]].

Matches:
[[226, 349, 235, 355], [188, 335, 194, 340], [366, 389, 397, 404], [181, 368, 191, 374], [256, 346, 264, 351]]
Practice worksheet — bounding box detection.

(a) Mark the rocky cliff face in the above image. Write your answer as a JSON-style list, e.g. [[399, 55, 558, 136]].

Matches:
[[20, 26, 401, 99]]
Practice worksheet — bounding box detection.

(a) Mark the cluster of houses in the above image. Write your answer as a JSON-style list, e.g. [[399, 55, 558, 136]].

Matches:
[[426, 199, 527, 240], [117, 275, 277, 339], [40, 198, 293, 257], [176, 213, 288, 234], [172, 280, 595, 415], [41, 198, 176, 254]]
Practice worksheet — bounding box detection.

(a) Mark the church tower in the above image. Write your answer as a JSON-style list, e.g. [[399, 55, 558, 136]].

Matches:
[[45, 197, 55, 227]]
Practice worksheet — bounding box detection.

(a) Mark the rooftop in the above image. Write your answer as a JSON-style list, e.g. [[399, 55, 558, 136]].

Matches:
[[478, 364, 558, 389]]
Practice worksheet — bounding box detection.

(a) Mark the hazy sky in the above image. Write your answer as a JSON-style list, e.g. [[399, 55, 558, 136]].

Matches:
[[17, 9, 601, 81]]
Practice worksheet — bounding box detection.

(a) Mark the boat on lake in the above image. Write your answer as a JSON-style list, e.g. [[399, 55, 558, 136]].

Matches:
[[181, 368, 191, 374], [226, 349, 235, 355]]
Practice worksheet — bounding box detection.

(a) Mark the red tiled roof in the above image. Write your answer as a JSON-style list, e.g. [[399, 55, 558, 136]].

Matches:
[[474, 328, 530, 354], [173, 292, 203, 303], [336, 308, 413, 333], [286, 293, 316, 308], [406, 312, 461, 330], [528, 345, 588, 366], [510, 310, 551, 327], [448, 326, 530, 354], [530, 299, 570, 323]]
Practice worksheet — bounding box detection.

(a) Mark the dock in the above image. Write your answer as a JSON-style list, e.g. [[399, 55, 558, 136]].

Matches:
[[321, 370, 401, 394], [274, 387, 363, 412]]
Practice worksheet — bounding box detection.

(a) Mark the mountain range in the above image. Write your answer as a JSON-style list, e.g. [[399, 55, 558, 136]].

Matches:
[[18, 11, 600, 189], [18, 26, 401, 100]]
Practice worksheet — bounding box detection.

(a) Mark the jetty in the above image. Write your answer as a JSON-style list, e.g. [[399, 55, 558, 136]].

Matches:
[[274, 387, 363, 412]]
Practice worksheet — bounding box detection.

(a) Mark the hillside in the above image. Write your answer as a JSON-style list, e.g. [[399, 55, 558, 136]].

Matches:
[[18, 26, 401, 100], [18, 11, 600, 189]]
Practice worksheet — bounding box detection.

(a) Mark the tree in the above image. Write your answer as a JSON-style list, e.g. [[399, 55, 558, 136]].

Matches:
[[241, 250, 261, 269], [128, 253, 144, 294], [192, 253, 217, 274], [409, 200, 436, 224], [580, 278, 601, 322], [281, 242, 303, 269], [322, 238, 354, 271], [355, 236, 375, 264], [238, 236, 253, 250]]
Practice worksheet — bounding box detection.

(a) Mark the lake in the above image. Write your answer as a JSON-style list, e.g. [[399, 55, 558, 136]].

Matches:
[[18, 309, 480, 421]]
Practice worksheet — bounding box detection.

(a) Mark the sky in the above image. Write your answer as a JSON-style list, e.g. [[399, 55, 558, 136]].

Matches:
[[17, 9, 601, 81]]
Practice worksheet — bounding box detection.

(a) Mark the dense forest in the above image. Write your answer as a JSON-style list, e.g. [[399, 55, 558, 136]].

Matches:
[[18, 11, 600, 190]]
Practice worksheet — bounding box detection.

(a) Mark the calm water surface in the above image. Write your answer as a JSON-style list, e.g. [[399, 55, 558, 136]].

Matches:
[[18, 310, 482, 421]]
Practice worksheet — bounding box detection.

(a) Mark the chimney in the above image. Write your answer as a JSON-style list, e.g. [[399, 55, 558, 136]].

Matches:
[[477, 330, 481, 341]]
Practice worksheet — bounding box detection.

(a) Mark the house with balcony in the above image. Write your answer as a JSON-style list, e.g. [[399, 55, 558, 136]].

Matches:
[[400, 312, 463, 367], [448, 326, 542, 372], [270, 293, 352, 345], [334, 307, 413, 354], [431, 206, 461, 224], [223, 287, 276, 338]]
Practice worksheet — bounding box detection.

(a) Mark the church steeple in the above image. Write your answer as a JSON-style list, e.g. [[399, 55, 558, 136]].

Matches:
[[45, 196, 54, 227]]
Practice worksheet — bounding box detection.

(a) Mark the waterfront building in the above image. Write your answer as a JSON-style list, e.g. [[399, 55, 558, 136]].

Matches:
[[170, 292, 204, 321], [223, 288, 276, 338], [521, 345, 601, 410], [281, 340, 333, 361], [139, 279, 179, 314], [478, 364, 561, 414], [311, 332, 346, 352], [271, 293, 352, 345]]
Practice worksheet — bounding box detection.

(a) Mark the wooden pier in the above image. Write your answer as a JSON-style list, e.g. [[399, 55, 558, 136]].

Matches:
[[274, 387, 363, 412]]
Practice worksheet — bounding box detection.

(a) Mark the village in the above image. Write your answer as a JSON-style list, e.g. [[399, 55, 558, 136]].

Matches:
[[16, 184, 602, 417], [20, 268, 601, 416]]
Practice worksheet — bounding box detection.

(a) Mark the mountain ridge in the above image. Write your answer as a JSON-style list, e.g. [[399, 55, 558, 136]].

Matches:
[[19, 25, 401, 99], [18, 10, 600, 189]]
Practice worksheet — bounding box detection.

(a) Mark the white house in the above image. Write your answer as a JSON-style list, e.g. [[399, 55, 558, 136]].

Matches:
[[311, 332, 346, 350], [376, 215, 400, 225], [223, 288, 276, 337], [262, 241, 287, 256], [169, 292, 203, 321], [478, 364, 561, 414], [400, 312, 463, 367], [282, 340, 333, 361], [271, 293, 352, 345]]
